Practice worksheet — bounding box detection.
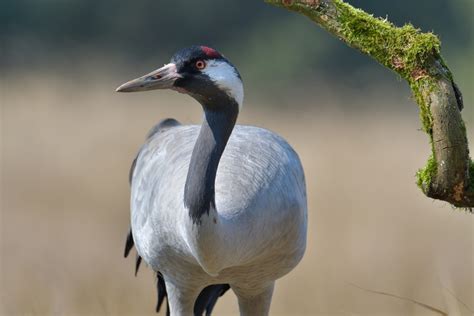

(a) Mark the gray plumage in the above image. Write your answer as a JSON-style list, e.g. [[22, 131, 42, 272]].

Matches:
[[130, 123, 307, 310]]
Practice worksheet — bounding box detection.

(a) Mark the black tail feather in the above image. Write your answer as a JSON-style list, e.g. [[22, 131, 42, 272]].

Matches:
[[135, 254, 142, 276], [124, 228, 134, 258], [154, 272, 229, 316], [156, 273, 170, 315], [195, 284, 231, 316]]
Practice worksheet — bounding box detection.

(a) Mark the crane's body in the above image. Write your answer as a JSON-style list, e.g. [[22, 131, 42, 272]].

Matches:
[[132, 123, 306, 285], [117, 46, 308, 315]]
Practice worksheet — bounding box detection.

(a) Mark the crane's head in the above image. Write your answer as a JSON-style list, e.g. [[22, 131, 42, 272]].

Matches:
[[116, 46, 243, 110]]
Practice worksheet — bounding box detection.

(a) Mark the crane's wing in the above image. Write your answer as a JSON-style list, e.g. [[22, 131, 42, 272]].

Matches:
[[124, 118, 230, 315], [124, 118, 182, 271]]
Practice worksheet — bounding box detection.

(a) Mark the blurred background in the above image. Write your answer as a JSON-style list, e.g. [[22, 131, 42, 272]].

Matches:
[[1, 0, 473, 315]]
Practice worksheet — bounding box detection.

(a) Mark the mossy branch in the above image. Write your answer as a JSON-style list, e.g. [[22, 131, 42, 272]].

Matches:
[[265, 0, 473, 209]]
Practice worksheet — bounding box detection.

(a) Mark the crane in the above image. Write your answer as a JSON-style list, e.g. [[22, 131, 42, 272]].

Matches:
[[117, 45, 308, 316]]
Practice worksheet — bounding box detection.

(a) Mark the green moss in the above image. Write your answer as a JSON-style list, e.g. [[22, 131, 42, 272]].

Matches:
[[332, 0, 440, 81], [469, 159, 474, 192], [410, 79, 436, 136], [416, 154, 437, 193]]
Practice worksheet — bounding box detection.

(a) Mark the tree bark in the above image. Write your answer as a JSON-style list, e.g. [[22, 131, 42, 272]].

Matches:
[[265, 0, 473, 209]]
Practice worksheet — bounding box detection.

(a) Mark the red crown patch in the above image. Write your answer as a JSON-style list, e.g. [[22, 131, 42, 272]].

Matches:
[[201, 46, 221, 58]]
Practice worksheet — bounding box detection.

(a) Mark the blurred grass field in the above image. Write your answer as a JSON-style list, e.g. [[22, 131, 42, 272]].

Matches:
[[1, 74, 473, 315]]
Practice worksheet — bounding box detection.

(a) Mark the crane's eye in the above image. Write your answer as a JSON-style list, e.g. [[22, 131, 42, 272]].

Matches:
[[195, 60, 206, 70]]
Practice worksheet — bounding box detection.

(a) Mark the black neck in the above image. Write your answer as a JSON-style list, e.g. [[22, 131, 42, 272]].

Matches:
[[184, 101, 239, 223]]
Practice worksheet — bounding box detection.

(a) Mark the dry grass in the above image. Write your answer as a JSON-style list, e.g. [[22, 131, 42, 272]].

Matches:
[[1, 74, 473, 315]]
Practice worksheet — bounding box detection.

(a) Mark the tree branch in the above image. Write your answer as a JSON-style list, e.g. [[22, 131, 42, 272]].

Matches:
[[265, 0, 474, 208]]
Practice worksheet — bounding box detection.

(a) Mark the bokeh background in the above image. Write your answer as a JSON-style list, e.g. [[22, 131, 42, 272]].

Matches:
[[1, 0, 473, 315]]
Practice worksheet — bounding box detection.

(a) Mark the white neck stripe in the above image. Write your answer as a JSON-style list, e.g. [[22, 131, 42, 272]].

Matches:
[[202, 60, 244, 110]]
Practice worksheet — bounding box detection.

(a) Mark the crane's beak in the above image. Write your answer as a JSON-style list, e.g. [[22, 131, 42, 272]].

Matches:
[[116, 63, 182, 92]]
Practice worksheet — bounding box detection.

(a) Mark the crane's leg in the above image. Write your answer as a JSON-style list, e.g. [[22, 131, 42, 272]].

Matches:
[[232, 282, 275, 316], [165, 279, 199, 316]]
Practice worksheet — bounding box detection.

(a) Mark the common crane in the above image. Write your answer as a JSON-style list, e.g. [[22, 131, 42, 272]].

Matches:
[[117, 46, 308, 316]]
